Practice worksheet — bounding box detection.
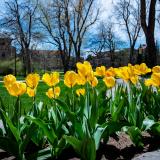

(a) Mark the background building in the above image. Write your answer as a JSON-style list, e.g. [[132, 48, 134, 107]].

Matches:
[[30, 50, 64, 71], [87, 49, 133, 68], [0, 38, 16, 59]]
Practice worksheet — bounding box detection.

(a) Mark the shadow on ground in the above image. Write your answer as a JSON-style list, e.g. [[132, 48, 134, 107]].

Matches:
[[1, 132, 160, 160]]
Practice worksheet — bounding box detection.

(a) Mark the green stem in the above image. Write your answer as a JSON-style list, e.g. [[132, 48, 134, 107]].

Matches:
[[17, 96, 20, 132], [86, 82, 90, 119], [33, 95, 37, 116], [71, 86, 75, 112], [54, 100, 58, 129], [111, 87, 113, 100]]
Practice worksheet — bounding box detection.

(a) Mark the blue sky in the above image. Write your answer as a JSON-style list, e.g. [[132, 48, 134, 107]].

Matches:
[[99, 0, 160, 49], [0, 0, 160, 50]]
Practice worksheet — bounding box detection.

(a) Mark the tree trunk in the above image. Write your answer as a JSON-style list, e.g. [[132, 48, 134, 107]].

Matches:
[[14, 50, 17, 77], [140, 0, 157, 68], [22, 51, 27, 77], [110, 51, 114, 67], [76, 56, 81, 63], [75, 49, 80, 63], [145, 32, 157, 67], [63, 63, 69, 73], [130, 46, 134, 64], [59, 50, 69, 73], [25, 48, 32, 74]]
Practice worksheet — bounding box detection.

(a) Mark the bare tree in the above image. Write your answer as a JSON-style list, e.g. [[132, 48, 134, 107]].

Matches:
[[105, 23, 117, 66], [88, 21, 124, 63], [140, 0, 157, 67], [39, 0, 99, 72], [1, 0, 40, 75], [63, 0, 99, 62], [114, 0, 141, 63], [87, 23, 109, 57], [39, 0, 73, 72]]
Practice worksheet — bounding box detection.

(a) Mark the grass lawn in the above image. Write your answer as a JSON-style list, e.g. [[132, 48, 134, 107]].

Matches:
[[0, 75, 104, 114], [0, 80, 67, 113], [0, 72, 64, 81]]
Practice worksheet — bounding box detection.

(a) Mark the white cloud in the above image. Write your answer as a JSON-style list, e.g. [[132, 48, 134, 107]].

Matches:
[[97, 0, 148, 48], [99, 0, 113, 20]]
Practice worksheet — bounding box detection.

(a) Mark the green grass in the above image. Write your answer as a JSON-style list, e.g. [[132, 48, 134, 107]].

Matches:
[[0, 72, 65, 110], [0, 76, 104, 114], [0, 72, 66, 111], [0, 75, 25, 81], [0, 80, 67, 113], [0, 72, 64, 81]]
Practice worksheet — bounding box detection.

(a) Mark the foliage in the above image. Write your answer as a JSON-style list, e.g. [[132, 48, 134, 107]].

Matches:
[[0, 58, 23, 76], [0, 61, 160, 159]]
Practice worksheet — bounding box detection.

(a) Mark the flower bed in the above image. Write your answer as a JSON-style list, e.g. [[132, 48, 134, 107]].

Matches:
[[0, 61, 160, 160]]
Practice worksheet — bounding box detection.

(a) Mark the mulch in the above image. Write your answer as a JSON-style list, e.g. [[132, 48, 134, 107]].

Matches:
[[1, 132, 160, 160]]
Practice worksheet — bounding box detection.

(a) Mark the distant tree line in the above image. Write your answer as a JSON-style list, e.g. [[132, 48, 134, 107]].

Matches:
[[0, 0, 159, 74]]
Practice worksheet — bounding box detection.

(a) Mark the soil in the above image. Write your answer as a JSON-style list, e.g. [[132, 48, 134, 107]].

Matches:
[[1, 132, 160, 160], [96, 132, 160, 160]]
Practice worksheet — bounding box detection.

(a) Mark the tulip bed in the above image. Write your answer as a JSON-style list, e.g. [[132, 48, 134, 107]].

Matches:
[[0, 61, 160, 160]]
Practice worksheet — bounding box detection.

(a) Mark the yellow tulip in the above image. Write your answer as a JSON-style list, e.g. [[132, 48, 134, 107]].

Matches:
[[64, 71, 77, 88], [152, 66, 160, 73], [76, 88, 85, 96], [105, 67, 116, 77], [7, 82, 26, 97], [115, 65, 139, 84], [76, 74, 86, 85], [88, 71, 98, 87], [42, 72, 59, 87], [115, 67, 130, 82], [46, 88, 54, 99], [3, 74, 16, 88], [144, 79, 153, 87], [130, 76, 139, 85], [144, 73, 160, 87], [128, 65, 139, 84], [76, 61, 93, 78], [89, 76, 98, 87], [54, 86, 61, 98], [103, 76, 115, 88], [151, 73, 160, 87], [140, 63, 151, 75], [134, 63, 151, 75], [46, 87, 60, 99], [27, 87, 35, 97], [133, 65, 141, 75], [26, 73, 40, 89], [94, 66, 106, 77]]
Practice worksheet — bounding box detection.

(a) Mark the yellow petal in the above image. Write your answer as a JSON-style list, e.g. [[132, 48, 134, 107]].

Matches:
[[27, 87, 35, 97], [46, 88, 54, 99], [76, 74, 86, 85], [151, 73, 160, 87], [94, 66, 106, 77], [64, 71, 77, 88], [90, 76, 98, 87], [7, 82, 26, 97], [152, 66, 160, 73], [103, 76, 115, 88], [76, 61, 93, 78], [42, 72, 59, 87], [134, 63, 151, 75], [106, 67, 116, 77], [26, 73, 40, 89], [54, 86, 61, 98], [130, 76, 139, 85], [76, 88, 85, 96], [46, 87, 60, 99], [3, 74, 16, 88], [145, 79, 153, 87]]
